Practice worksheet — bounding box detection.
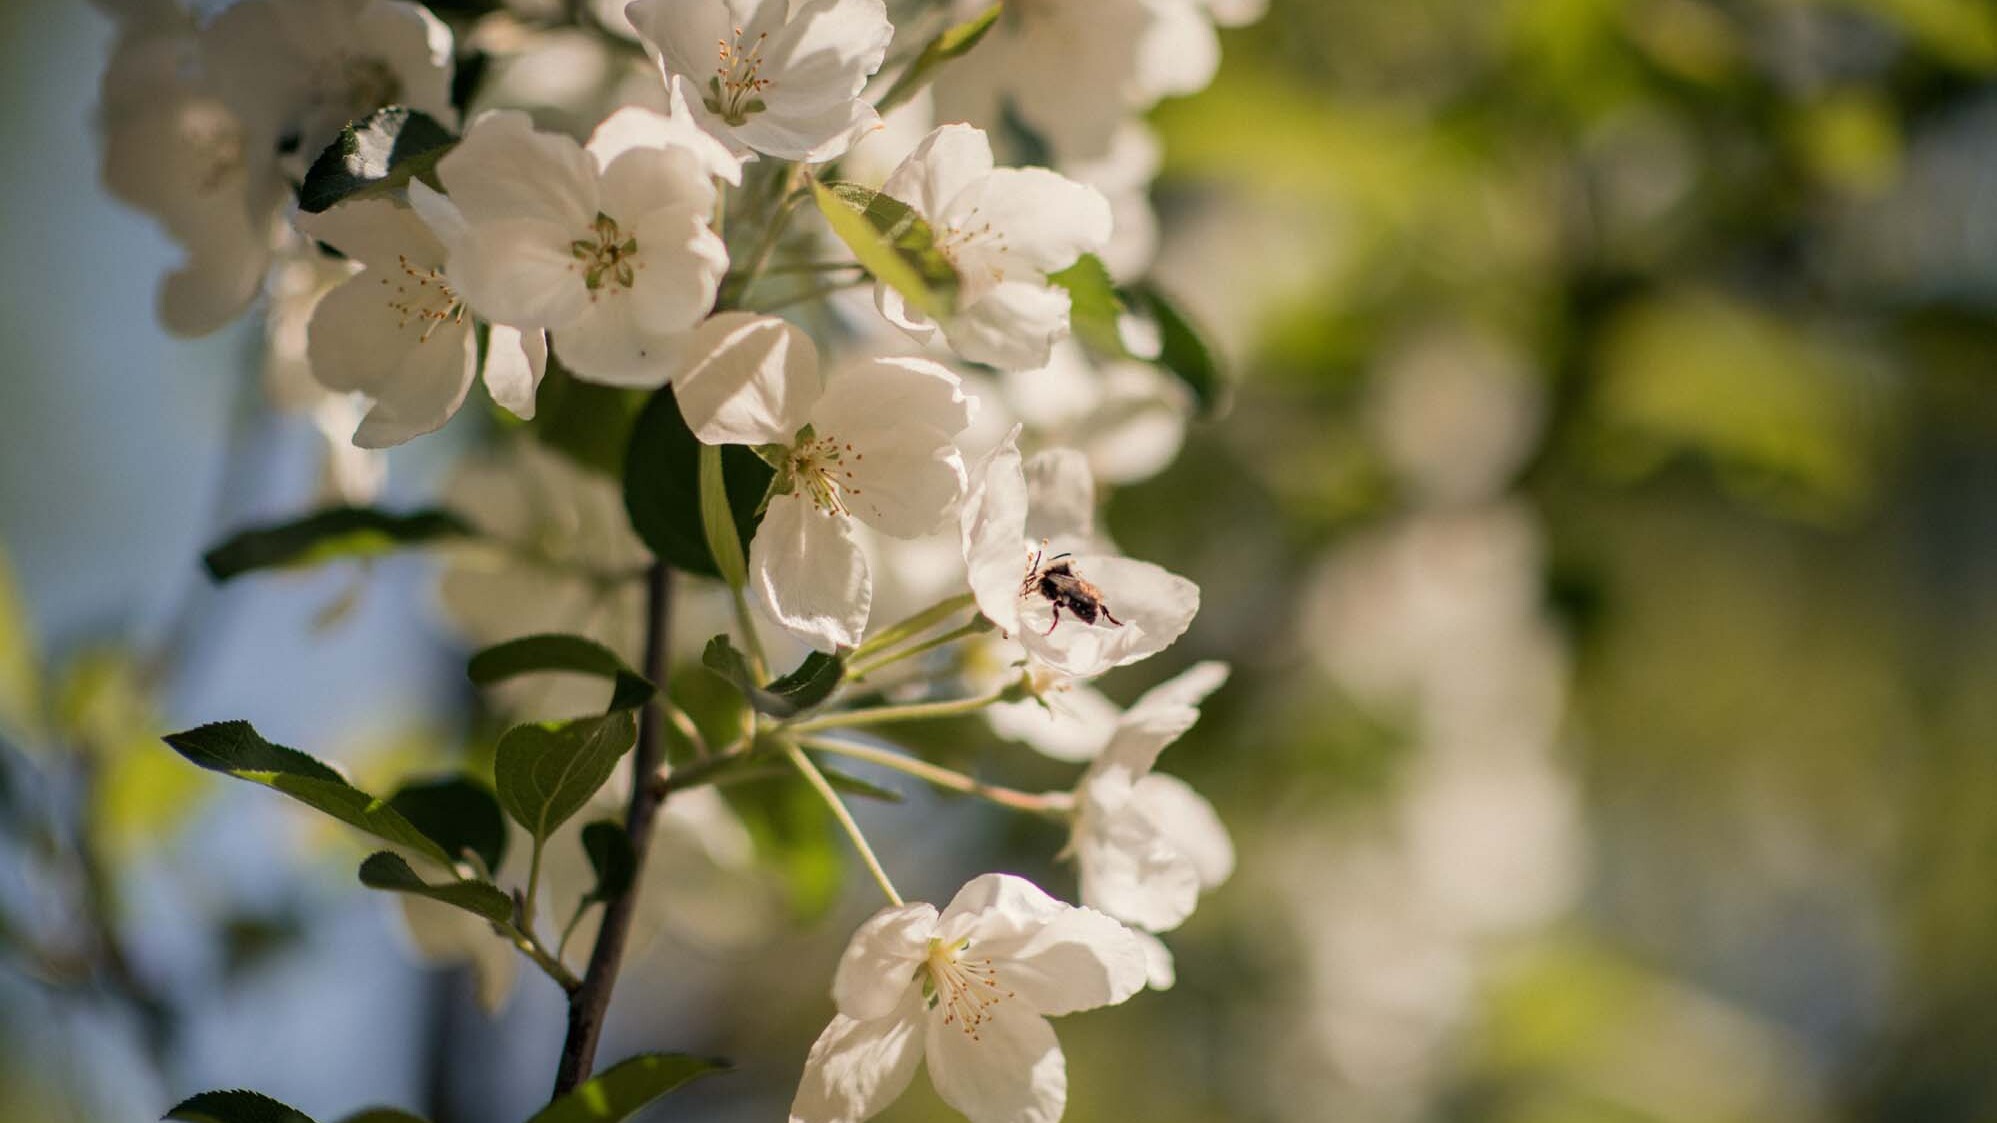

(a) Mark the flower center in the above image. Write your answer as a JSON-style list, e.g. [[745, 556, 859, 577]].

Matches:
[[381, 254, 465, 341], [706, 26, 773, 126], [922, 938, 1013, 1040], [570, 213, 643, 293], [788, 428, 864, 517], [936, 207, 1009, 286]]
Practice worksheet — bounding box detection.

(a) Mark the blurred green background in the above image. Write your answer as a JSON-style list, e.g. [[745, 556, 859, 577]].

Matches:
[[7, 0, 1997, 1120]]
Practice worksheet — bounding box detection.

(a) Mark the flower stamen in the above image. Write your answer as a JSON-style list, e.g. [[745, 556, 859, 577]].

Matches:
[[381, 254, 466, 341], [570, 212, 643, 295], [923, 938, 1013, 1041], [706, 27, 773, 125]]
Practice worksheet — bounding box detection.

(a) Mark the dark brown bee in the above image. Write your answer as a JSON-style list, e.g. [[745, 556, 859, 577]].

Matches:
[[1022, 546, 1124, 636]]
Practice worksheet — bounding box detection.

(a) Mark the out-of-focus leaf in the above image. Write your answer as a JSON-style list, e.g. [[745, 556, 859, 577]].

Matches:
[[525, 1053, 728, 1123], [299, 106, 457, 214], [724, 771, 843, 921], [1125, 282, 1226, 417], [166, 1090, 316, 1123], [813, 181, 957, 320], [580, 819, 636, 906], [623, 388, 773, 579], [357, 851, 513, 924], [1048, 254, 1128, 359], [530, 359, 648, 478], [702, 637, 845, 718], [202, 507, 472, 582], [0, 546, 41, 740], [875, 2, 1003, 113], [54, 650, 205, 855], [163, 722, 452, 866], [467, 634, 655, 713], [698, 443, 748, 590], [494, 712, 638, 843], [388, 776, 509, 873]]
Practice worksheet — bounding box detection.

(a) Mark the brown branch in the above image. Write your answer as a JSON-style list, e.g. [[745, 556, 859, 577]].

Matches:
[[551, 562, 672, 1095]]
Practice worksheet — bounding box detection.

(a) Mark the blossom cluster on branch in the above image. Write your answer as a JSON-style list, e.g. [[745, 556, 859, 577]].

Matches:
[[93, 0, 1262, 1120]]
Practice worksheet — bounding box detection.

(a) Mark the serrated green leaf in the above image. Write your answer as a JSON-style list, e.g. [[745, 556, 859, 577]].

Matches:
[[1125, 282, 1224, 417], [467, 634, 655, 713], [580, 819, 636, 905], [494, 713, 639, 843], [1048, 254, 1128, 359], [525, 1053, 728, 1123], [299, 107, 457, 214], [623, 387, 773, 579], [388, 776, 508, 873], [812, 181, 957, 321], [202, 507, 472, 582], [702, 637, 845, 718], [166, 1090, 316, 1123], [876, 2, 1003, 114], [357, 851, 513, 924], [163, 722, 453, 866]]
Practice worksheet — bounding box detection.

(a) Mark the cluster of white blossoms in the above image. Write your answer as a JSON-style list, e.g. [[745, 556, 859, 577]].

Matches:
[[98, 0, 1257, 1119]]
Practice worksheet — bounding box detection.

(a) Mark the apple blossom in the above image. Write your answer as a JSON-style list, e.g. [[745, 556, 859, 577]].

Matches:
[[877, 126, 1113, 372], [626, 0, 893, 163], [790, 873, 1147, 1123], [294, 197, 547, 447], [670, 314, 975, 652], [962, 430, 1199, 679], [420, 104, 738, 387], [1070, 662, 1234, 933]]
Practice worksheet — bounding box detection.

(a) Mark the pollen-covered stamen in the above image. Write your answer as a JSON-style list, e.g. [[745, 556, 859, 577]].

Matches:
[[922, 938, 1014, 1041], [935, 206, 1010, 285], [788, 429, 867, 518], [569, 212, 643, 295], [706, 26, 774, 125], [380, 254, 466, 341]]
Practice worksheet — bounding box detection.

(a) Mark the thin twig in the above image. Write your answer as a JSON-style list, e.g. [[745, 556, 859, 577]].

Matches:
[[783, 741, 903, 907], [551, 563, 673, 1095], [799, 736, 1072, 819]]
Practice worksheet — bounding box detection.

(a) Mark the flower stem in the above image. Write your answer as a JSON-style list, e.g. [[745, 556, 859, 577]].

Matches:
[[850, 592, 978, 661], [799, 736, 1073, 819], [504, 921, 582, 993], [848, 620, 985, 680], [783, 740, 903, 907], [551, 563, 673, 1095], [784, 685, 1012, 734]]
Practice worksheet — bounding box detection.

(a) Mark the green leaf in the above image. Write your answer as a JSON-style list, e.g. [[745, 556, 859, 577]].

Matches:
[[1125, 282, 1225, 417], [698, 443, 748, 590], [202, 507, 471, 583], [357, 851, 513, 924], [530, 359, 648, 478], [876, 2, 1004, 114], [166, 1090, 316, 1123], [525, 1053, 728, 1123], [467, 634, 655, 713], [299, 106, 457, 214], [1048, 254, 1128, 359], [812, 181, 957, 321], [387, 776, 508, 874], [580, 819, 636, 905], [163, 722, 452, 866], [494, 712, 639, 843], [623, 387, 774, 579], [702, 637, 846, 718]]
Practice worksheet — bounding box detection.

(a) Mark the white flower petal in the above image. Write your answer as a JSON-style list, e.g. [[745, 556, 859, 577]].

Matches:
[[945, 169, 1111, 276], [809, 357, 972, 538], [949, 281, 1073, 373], [293, 197, 439, 272], [588, 103, 740, 192], [624, 207, 730, 335], [447, 216, 591, 328], [751, 493, 872, 652], [550, 289, 688, 388], [436, 109, 598, 228], [1075, 770, 1202, 932], [832, 902, 939, 1020], [960, 429, 1030, 637], [1022, 448, 1095, 544], [789, 992, 928, 1123], [1017, 554, 1199, 678], [406, 179, 469, 249], [1130, 773, 1233, 890], [305, 269, 476, 446], [673, 312, 822, 445], [626, 0, 735, 96], [1096, 660, 1230, 776], [935, 872, 1064, 945], [764, 0, 891, 108], [984, 902, 1149, 1017], [483, 324, 548, 419], [984, 682, 1121, 763], [923, 1000, 1065, 1123], [1130, 928, 1177, 991], [882, 124, 993, 221]]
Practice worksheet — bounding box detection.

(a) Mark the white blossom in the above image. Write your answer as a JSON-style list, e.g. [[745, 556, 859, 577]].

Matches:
[[877, 126, 1112, 373], [961, 429, 1198, 679], [422, 104, 738, 388], [790, 873, 1147, 1123], [671, 315, 974, 652], [1070, 662, 1233, 934], [294, 197, 547, 447], [626, 0, 893, 162]]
